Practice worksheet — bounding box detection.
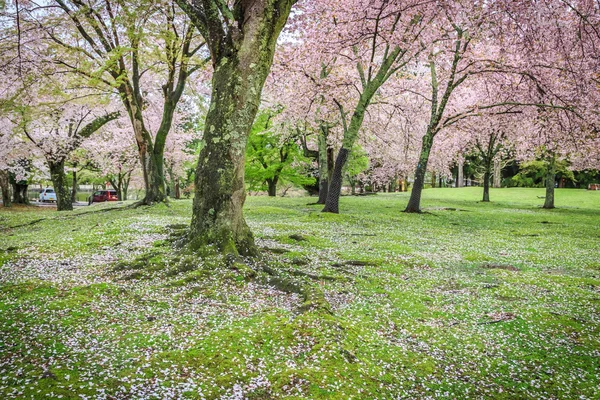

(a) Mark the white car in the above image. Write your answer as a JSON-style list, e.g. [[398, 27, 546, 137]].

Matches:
[[39, 188, 57, 202]]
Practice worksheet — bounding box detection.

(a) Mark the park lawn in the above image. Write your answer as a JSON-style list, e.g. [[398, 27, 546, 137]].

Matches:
[[0, 187, 599, 399]]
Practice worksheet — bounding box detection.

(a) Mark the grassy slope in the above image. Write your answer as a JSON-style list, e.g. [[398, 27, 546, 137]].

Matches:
[[0, 188, 599, 399]]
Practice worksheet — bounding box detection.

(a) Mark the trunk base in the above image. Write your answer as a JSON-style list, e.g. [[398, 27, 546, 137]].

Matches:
[[187, 226, 258, 258]]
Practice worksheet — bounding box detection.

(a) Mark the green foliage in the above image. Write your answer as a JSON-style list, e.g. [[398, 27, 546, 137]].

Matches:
[[508, 159, 575, 187], [573, 170, 600, 188], [245, 111, 315, 194], [344, 145, 369, 180]]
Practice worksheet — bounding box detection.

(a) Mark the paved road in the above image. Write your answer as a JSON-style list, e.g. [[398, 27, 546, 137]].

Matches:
[[0, 201, 92, 207], [34, 201, 89, 207]]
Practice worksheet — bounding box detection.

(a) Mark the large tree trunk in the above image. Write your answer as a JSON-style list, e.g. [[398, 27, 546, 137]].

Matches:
[[187, 5, 292, 256], [183, 0, 294, 256], [0, 170, 11, 207], [405, 131, 434, 213], [543, 158, 556, 209], [457, 160, 464, 188], [317, 133, 329, 204], [48, 159, 73, 211], [189, 63, 258, 255]]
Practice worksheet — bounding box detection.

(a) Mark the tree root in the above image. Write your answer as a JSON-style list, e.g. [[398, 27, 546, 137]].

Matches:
[[261, 264, 332, 314], [287, 268, 345, 282]]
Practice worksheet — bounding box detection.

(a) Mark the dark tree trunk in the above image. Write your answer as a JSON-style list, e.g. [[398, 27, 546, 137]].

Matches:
[[322, 148, 350, 213], [174, 178, 181, 200], [405, 132, 434, 213], [0, 170, 11, 207], [543, 159, 556, 209], [327, 147, 334, 184], [49, 159, 73, 211], [109, 178, 122, 201], [267, 178, 278, 197], [482, 171, 490, 202], [71, 168, 78, 204], [12, 183, 29, 204], [431, 172, 436, 188], [318, 178, 329, 204]]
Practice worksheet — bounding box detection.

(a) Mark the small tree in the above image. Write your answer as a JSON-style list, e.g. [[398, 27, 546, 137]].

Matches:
[[344, 145, 369, 195], [246, 112, 314, 196], [19, 103, 120, 211]]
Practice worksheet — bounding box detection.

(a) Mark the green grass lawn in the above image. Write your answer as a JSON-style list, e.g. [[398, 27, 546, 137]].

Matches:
[[1, 187, 599, 399]]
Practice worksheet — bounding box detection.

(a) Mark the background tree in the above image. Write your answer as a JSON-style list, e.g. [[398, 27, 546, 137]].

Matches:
[[13, 0, 207, 204], [18, 101, 120, 211], [245, 111, 314, 196]]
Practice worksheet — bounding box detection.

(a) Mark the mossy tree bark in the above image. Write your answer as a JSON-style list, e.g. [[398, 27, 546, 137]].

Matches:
[[49, 159, 73, 211], [178, 0, 296, 256], [0, 170, 11, 207], [543, 156, 556, 209], [119, 89, 167, 205]]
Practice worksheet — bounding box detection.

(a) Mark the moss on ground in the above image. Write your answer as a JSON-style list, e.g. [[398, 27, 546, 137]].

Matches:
[[0, 188, 599, 399]]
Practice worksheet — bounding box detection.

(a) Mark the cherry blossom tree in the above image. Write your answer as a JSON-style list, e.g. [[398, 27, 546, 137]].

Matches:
[[83, 123, 139, 201], [10, 0, 207, 204], [18, 99, 120, 211], [175, 0, 296, 256], [288, 0, 432, 213]]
